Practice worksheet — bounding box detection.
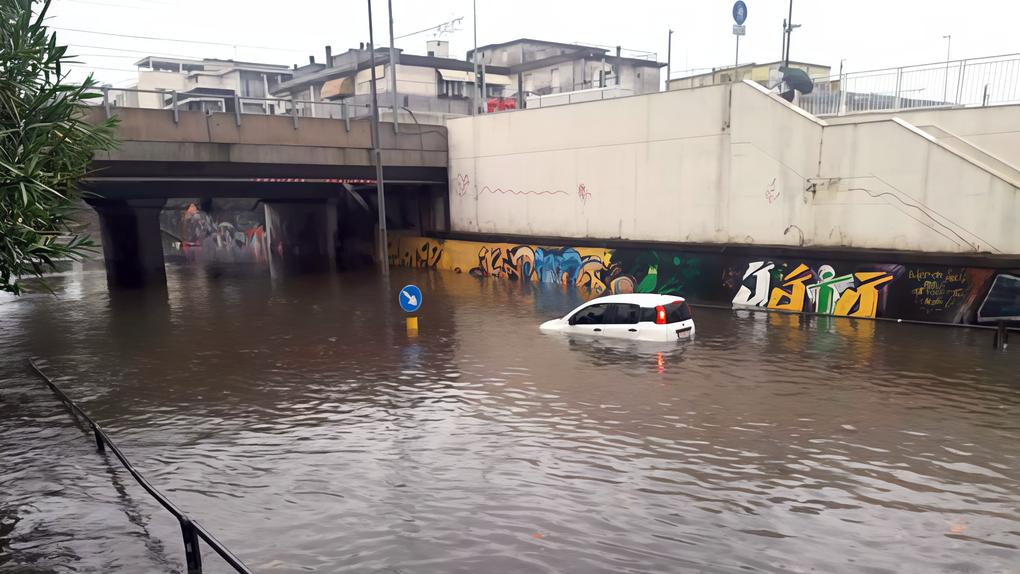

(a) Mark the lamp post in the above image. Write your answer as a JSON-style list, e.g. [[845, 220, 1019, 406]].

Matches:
[[942, 34, 952, 104], [472, 0, 478, 115], [666, 29, 673, 90], [367, 0, 389, 275], [387, 0, 399, 133]]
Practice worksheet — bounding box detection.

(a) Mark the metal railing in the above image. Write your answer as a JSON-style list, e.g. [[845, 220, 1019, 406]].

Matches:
[[799, 53, 1020, 116], [28, 360, 255, 574], [94, 87, 464, 129], [525, 85, 635, 109]]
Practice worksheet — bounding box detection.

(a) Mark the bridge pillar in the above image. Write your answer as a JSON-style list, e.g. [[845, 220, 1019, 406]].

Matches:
[[89, 199, 167, 289], [264, 200, 337, 277]]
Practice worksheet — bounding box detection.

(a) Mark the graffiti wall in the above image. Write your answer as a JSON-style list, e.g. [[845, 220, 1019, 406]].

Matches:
[[390, 234, 1010, 324], [161, 203, 268, 264]]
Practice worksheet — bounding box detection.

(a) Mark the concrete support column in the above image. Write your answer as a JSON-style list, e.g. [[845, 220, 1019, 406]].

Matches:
[[89, 198, 167, 289], [264, 200, 337, 277]]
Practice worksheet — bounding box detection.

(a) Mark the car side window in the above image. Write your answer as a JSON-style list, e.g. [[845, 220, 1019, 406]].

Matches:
[[607, 304, 640, 324], [570, 304, 608, 325]]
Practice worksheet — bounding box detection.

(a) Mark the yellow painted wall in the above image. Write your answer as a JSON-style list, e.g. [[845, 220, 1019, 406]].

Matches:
[[389, 234, 614, 292]]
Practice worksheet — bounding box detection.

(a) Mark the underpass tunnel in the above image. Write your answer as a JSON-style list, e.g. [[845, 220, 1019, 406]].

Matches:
[[83, 180, 449, 290]]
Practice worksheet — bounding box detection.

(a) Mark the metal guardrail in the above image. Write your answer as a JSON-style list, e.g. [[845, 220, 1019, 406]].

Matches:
[[28, 360, 255, 574], [94, 87, 464, 129], [524, 86, 635, 109], [799, 53, 1020, 116]]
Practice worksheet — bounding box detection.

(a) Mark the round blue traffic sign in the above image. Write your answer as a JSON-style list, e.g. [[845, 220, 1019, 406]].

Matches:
[[399, 284, 423, 313], [732, 0, 747, 25]]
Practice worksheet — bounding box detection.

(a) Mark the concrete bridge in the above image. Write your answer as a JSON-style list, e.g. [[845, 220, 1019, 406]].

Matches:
[[83, 107, 448, 287]]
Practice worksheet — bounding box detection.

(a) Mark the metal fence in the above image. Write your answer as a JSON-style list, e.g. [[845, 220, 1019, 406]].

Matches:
[[29, 360, 254, 574], [525, 86, 635, 109], [798, 53, 1020, 116], [94, 87, 463, 129]]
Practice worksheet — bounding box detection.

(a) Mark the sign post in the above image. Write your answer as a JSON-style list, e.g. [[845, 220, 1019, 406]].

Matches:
[[732, 1, 747, 84], [399, 284, 423, 335]]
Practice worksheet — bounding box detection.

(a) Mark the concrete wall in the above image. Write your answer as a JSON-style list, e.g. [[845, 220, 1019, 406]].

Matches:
[[826, 105, 1020, 167], [448, 81, 1020, 255], [86, 106, 448, 169]]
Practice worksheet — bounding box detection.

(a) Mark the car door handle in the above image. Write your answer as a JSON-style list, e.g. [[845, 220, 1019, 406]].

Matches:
[[628, 328, 638, 332], [593, 328, 602, 332]]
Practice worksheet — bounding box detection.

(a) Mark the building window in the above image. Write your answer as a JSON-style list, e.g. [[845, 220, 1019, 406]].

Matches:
[[439, 79, 465, 97], [550, 68, 560, 92], [485, 85, 504, 97], [239, 71, 266, 98]]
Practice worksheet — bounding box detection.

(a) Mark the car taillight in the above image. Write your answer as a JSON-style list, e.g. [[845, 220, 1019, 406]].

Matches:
[[655, 305, 667, 324]]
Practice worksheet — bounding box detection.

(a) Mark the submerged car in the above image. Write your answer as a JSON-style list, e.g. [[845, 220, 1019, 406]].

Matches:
[[539, 294, 695, 342]]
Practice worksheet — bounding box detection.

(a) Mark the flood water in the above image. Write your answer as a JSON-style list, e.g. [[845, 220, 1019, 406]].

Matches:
[[2, 265, 1019, 573]]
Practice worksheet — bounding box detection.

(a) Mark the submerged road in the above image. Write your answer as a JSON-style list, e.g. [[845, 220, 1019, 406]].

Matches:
[[1, 265, 1019, 573]]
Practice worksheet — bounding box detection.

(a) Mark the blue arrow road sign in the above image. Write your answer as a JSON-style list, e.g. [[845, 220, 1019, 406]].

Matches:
[[732, 1, 747, 25], [399, 284, 423, 313]]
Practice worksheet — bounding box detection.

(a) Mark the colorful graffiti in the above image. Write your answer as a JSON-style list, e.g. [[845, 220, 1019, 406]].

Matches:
[[389, 234, 1006, 324], [163, 204, 268, 263], [731, 260, 899, 318], [467, 245, 610, 292]]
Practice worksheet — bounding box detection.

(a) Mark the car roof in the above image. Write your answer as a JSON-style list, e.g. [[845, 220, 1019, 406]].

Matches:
[[587, 293, 685, 306]]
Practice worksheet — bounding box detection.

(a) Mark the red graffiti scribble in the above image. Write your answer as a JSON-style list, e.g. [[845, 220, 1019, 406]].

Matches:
[[577, 183, 591, 204], [455, 173, 471, 197], [765, 178, 780, 204], [479, 186, 568, 197]]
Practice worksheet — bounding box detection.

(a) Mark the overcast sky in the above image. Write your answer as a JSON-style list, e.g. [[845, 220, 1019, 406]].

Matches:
[[48, 0, 1019, 87]]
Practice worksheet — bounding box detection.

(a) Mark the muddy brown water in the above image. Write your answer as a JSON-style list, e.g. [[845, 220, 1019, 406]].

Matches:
[[1, 265, 1019, 573]]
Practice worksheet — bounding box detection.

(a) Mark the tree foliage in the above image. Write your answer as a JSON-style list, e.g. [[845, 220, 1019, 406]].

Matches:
[[1, 0, 117, 294]]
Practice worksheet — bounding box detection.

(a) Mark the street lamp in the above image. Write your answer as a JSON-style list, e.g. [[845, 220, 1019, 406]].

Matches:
[[942, 34, 952, 104], [367, 0, 389, 275], [666, 29, 673, 91]]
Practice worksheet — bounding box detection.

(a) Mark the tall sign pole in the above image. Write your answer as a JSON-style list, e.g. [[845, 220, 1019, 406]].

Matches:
[[732, 1, 747, 83], [728, 1, 747, 129], [367, 0, 389, 275]]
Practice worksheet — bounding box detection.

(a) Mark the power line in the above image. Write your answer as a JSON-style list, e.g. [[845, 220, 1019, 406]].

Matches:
[[64, 63, 139, 73], [56, 0, 153, 9], [395, 17, 463, 40], [67, 43, 209, 59], [52, 26, 312, 53]]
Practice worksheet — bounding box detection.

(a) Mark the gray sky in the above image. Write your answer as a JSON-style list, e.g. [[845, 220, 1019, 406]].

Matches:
[[50, 0, 1019, 87]]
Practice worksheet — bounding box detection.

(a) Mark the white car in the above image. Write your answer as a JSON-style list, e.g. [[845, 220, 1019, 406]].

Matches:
[[539, 294, 696, 342]]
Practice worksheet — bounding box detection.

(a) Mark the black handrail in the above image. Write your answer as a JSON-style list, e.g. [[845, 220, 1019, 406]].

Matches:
[[28, 360, 255, 574]]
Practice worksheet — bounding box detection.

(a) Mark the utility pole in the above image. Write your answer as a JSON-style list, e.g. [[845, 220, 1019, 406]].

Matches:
[[783, 0, 796, 68], [666, 29, 673, 91], [781, 18, 787, 63], [942, 34, 952, 103], [387, 0, 399, 133], [367, 0, 389, 275], [472, 0, 478, 115]]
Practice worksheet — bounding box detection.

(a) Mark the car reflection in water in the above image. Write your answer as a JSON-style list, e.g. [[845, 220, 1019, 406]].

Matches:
[[544, 329, 693, 376]]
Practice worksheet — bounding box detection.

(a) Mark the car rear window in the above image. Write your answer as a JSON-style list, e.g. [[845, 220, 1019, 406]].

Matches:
[[667, 301, 692, 323], [639, 301, 693, 323]]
